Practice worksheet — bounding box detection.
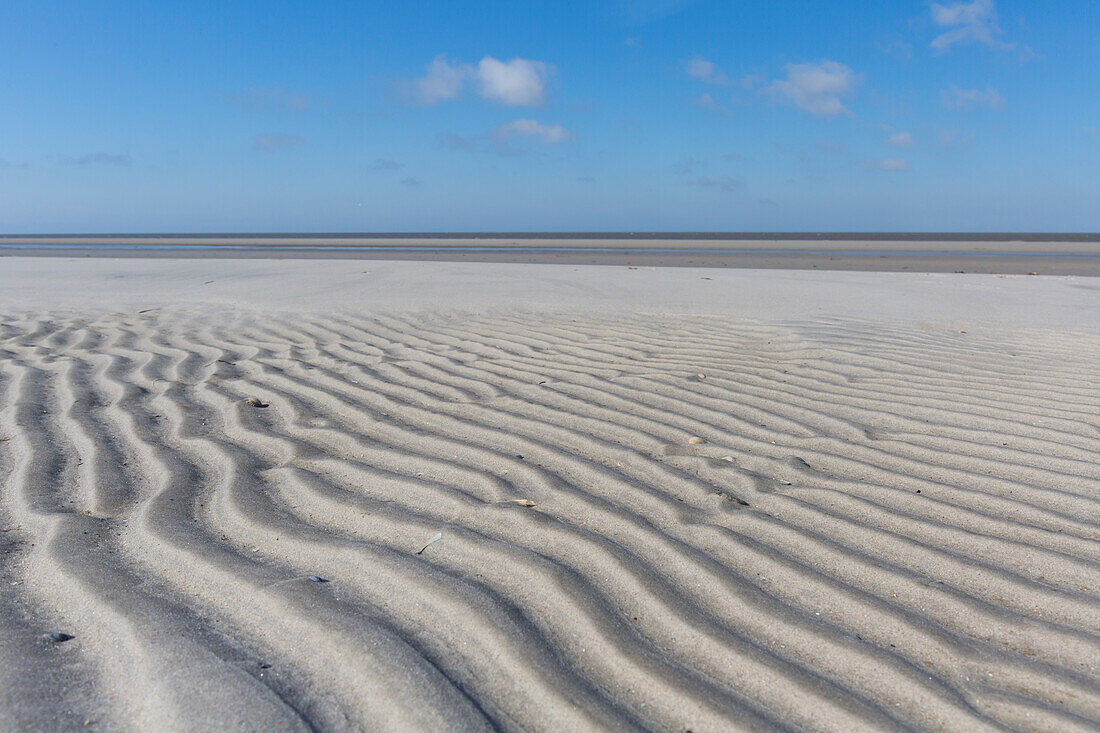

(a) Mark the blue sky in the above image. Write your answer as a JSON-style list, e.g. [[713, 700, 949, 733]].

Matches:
[[1, 0, 1097, 232]]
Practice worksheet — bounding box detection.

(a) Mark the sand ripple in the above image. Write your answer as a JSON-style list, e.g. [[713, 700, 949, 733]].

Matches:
[[1, 310, 1098, 731]]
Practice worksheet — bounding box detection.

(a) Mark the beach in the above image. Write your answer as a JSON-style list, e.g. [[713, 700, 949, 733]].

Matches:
[[1, 256, 1098, 730]]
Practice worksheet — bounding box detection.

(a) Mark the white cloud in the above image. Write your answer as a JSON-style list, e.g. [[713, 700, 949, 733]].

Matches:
[[494, 119, 571, 145], [865, 157, 910, 171], [885, 131, 914, 148], [685, 58, 713, 78], [476, 57, 550, 105], [684, 57, 729, 85], [413, 55, 470, 104], [407, 55, 551, 106], [930, 0, 1009, 51], [768, 61, 859, 116], [942, 85, 1003, 110]]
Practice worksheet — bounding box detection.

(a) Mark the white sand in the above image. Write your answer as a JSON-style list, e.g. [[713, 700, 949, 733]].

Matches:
[[1, 258, 1098, 731]]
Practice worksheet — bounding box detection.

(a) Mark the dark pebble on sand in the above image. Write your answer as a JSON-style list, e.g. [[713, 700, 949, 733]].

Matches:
[[307, 575, 329, 583], [47, 632, 75, 643]]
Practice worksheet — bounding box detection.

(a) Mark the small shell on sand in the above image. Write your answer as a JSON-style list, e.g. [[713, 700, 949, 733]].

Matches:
[[244, 397, 269, 408], [307, 575, 329, 583], [687, 436, 706, 445], [509, 499, 536, 507], [720, 455, 735, 462], [47, 632, 75, 643]]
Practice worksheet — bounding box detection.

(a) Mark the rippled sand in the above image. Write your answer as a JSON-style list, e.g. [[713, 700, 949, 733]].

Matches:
[[1, 261, 1098, 730]]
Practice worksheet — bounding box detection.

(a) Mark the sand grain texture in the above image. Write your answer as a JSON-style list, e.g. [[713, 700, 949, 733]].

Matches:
[[1, 268, 1099, 730]]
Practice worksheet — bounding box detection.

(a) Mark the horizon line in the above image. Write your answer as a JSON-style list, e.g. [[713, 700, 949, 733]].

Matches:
[[4, 232, 1100, 242]]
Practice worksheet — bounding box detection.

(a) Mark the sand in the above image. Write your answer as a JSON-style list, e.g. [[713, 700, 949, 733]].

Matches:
[[1, 258, 1098, 731]]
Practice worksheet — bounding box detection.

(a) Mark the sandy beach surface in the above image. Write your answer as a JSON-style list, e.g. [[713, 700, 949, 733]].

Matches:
[[1, 257, 1099, 731]]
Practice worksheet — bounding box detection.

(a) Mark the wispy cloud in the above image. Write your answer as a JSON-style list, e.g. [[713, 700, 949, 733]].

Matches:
[[864, 157, 911, 171], [885, 130, 914, 148], [443, 117, 574, 155], [674, 156, 706, 174], [877, 40, 914, 62], [218, 87, 317, 112], [369, 158, 401, 171], [739, 73, 765, 91], [692, 92, 719, 111], [942, 85, 1003, 110], [494, 119, 571, 146], [691, 176, 742, 191], [932, 128, 976, 147], [684, 57, 729, 85], [400, 177, 421, 187], [404, 55, 551, 106], [253, 133, 304, 151], [691, 92, 732, 116], [930, 0, 1010, 51], [768, 61, 860, 116], [438, 132, 477, 151], [815, 140, 848, 153], [0, 158, 30, 170], [63, 152, 132, 167]]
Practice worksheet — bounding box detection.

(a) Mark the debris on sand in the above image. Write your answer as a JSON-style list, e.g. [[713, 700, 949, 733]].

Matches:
[[415, 532, 443, 555], [243, 397, 269, 408]]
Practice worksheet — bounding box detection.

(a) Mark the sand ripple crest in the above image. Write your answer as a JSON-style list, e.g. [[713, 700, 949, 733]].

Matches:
[[1, 310, 1098, 731]]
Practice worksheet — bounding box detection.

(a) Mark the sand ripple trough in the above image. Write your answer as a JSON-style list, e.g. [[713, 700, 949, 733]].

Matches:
[[1, 309, 1098, 731]]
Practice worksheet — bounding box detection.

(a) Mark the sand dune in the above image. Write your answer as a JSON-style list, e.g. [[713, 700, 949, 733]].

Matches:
[[1, 299, 1098, 731]]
